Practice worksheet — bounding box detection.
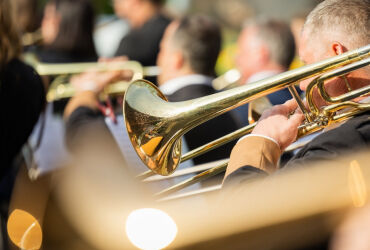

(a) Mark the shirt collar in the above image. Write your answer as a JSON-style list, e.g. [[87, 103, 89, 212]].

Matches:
[[159, 74, 214, 96]]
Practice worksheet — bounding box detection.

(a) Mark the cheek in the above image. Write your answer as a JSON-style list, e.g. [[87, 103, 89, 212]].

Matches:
[[236, 51, 248, 69], [41, 18, 58, 44], [156, 50, 163, 66], [157, 49, 170, 67]]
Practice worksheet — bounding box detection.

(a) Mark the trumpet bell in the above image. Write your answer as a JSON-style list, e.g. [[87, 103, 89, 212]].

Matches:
[[124, 80, 182, 175]]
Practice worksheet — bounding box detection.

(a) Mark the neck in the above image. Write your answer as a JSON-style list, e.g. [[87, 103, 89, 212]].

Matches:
[[242, 62, 286, 84], [257, 62, 285, 74], [159, 67, 197, 86], [131, 4, 159, 28]]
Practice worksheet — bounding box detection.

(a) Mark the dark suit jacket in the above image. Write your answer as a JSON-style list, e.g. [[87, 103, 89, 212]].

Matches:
[[0, 59, 45, 200], [35, 48, 98, 64], [115, 14, 171, 67], [224, 111, 370, 187], [167, 84, 239, 165]]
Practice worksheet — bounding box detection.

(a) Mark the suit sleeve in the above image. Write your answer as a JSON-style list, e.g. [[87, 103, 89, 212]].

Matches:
[[65, 107, 109, 154], [223, 136, 281, 186], [283, 113, 370, 169]]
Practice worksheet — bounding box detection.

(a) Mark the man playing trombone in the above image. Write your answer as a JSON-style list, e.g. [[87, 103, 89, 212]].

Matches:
[[223, 0, 370, 185]]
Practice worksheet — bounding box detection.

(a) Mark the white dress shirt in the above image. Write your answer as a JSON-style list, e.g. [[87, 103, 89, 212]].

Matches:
[[159, 74, 213, 96]]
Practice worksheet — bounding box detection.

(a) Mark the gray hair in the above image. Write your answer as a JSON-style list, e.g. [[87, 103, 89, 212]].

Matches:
[[172, 15, 222, 76], [244, 18, 296, 69], [304, 0, 370, 49]]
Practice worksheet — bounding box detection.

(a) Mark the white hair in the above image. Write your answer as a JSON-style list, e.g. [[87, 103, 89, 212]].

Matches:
[[303, 0, 370, 49]]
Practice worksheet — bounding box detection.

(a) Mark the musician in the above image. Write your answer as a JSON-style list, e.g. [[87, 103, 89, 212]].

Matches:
[[157, 15, 239, 165], [113, 0, 171, 67], [14, 0, 41, 39], [0, 0, 45, 248], [232, 18, 299, 126], [36, 0, 97, 63], [223, 0, 370, 186]]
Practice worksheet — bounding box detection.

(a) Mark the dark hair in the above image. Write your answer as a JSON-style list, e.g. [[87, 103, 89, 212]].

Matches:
[[14, 0, 40, 33], [48, 0, 97, 58], [0, 0, 21, 68], [145, 0, 165, 7], [172, 15, 221, 76], [245, 18, 296, 69]]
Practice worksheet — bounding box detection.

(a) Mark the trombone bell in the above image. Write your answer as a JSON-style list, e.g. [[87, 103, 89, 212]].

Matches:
[[124, 80, 182, 175]]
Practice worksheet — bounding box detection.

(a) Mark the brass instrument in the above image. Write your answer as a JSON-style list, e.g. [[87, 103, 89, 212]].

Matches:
[[212, 68, 241, 90], [26, 57, 160, 102], [124, 44, 370, 195], [213, 69, 273, 123], [22, 29, 43, 47], [43, 61, 145, 102]]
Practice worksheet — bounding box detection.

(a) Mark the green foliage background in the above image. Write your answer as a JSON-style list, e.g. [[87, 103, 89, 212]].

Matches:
[[38, 0, 114, 14]]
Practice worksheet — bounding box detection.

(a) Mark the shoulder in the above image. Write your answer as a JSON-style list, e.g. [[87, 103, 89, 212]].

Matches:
[[1, 58, 44, 93], [150, 13, 171, 27], [2, 58, 38, 76], [310, 112, 370, 148], [286, 112, 370, 168], [37, 48, 96, 63], [168, 84, 215, 101], [141, 13, 171, 35]]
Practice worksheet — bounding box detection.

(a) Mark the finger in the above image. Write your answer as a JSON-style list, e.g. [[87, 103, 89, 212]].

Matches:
[[98, 57, 109, 63], [102, 56, 129, 63], [294, 107, 303, 115], [288, 113, 305, 128], [283, 99, 299, 113], [269, 104, 289, 116], [112, 56, 129, 62], [99, 71, 122, 84]]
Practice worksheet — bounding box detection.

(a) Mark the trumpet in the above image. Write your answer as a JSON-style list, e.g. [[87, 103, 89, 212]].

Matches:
[[43, 61, 153, 102], [124, 44, 370, 187], [24, 55, 160, 102], [22, 29, 43, 47]]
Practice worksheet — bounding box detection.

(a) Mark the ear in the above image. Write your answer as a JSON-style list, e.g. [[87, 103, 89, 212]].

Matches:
[[259, 45, 270, 63], [173, 51, 185, 70], [330, 42, 348, 56]]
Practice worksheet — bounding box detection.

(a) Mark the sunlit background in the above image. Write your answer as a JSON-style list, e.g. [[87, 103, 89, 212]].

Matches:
[[29, 0, 320, 72]]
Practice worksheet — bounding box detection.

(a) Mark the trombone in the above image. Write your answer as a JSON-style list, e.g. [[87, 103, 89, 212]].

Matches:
[[124, 44, 370, 196], [22, 29, 43, 47]]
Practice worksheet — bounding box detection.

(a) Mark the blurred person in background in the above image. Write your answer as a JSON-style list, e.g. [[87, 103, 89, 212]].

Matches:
[[37, 0, 97, 63], [22, 0, 98, 193], [14, 0, 40, 34], [232, 18, 299, 127], [157, 15, 239, 166], [0, 0, 45, 248], [113, 0, 171, 67], [223, 0, 369, 188], [62, 15, 239, 188]]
